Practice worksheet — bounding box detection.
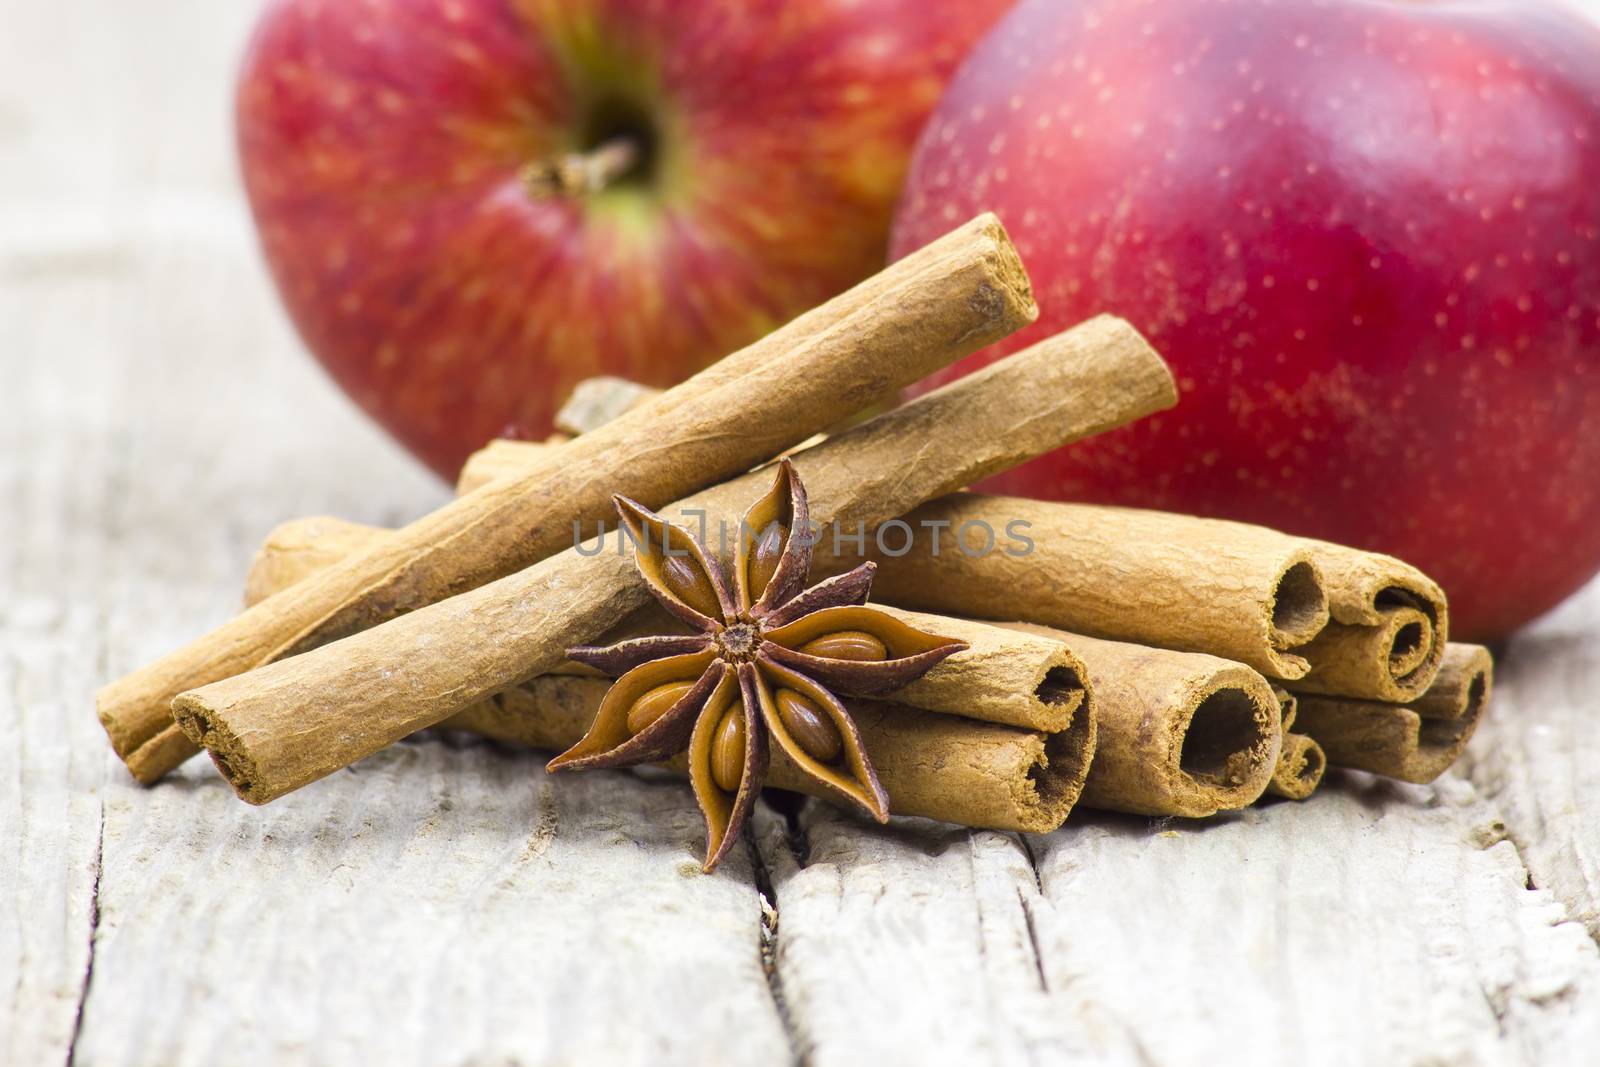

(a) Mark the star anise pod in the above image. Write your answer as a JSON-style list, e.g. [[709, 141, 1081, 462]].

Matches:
[[547, 459, 967, 871]]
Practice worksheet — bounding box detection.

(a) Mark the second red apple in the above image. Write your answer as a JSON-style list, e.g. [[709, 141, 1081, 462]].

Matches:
[[893, 0, 1600, 639]]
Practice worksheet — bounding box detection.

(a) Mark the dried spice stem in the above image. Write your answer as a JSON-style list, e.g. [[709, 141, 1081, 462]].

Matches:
[[1291, 643, 1491, 784], [1003, 627, 1283, 817], [243, 534, 1087, 739], [99, 213, 1037, 784], [1273, 685, 1300, 733], [450, 677, 1093, 834], [172, 316, 1176, 804]]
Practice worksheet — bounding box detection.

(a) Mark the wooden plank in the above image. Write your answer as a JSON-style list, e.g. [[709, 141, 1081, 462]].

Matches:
[[76, 742, 789, 1066], [761, 774, 1600, 1066], [1467, 581, 1600, 937]]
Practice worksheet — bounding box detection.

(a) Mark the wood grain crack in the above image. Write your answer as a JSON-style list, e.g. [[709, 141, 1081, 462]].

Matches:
[[1017, 890, 1050, 993], [747, 832, 805, 1066], [65, 804, 103, 1067]]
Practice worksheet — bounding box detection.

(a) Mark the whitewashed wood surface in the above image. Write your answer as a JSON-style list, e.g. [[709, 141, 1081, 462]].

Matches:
[[5, 2, 1600, 1064]]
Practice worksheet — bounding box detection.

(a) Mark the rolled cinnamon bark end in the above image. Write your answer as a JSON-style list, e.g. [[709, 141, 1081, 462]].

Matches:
[[101, 211, 1038, 785], [1296, 545, 1449, 703], [452, 676, 1094, 834], [853, 498, 1330, 681], [1291, 643, 1491, 784], [1411, 643, 1493, 721], [1001, 628, 1282, 817], [1265, 733, 1326, 801], [1294, 604, 1438, 704], [176, 314, 1174, 805], [871, 607, 1086, 733]]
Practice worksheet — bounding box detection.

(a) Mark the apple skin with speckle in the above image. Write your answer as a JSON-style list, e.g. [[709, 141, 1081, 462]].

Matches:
[[237, 0, 1010, 480], [892, 0, 1600, 640]]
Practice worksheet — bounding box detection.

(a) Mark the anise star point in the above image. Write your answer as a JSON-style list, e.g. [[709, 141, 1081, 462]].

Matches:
[[547, 459, 967, 872]]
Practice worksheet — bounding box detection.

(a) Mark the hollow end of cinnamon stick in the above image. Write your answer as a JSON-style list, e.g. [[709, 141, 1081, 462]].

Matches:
[[1174, 682, 1279, 803], [1026, 695, 1098, 831], [1037, 665, 1088, 718], [170, 695, 265, 803], [1271, 558, 1328, 650], [1265, 733, 1326, 801]]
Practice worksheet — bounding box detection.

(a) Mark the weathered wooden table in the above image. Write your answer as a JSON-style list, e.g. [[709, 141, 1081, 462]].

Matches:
[[6, 3, 1600, 1064]]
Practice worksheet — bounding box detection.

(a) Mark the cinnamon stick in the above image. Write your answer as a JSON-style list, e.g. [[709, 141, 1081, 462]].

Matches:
[[1004, 627, 1283, 818], [98, 213, 1037, 784], [856, 497, 1330, 680], [173, 316, 1176, 804], [1292, 643, 1491, 784], [242, 524, 1089, 736], [853, 496, 1447, 700], [450, 677, 1094, 834]]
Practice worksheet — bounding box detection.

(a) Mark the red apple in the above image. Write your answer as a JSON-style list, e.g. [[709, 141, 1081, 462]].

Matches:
[[893, 0, 1600, 640], [238, 0, 1011, 479]]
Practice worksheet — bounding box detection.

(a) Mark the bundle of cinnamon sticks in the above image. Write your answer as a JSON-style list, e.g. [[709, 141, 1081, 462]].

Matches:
[[98, 214, 1491, 850]]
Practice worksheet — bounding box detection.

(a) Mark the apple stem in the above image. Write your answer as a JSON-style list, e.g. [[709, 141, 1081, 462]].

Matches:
[[522, 137, 642, 198]]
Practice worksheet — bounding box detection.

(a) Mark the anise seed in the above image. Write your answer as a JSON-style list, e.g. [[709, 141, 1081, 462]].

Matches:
[[797, 629, 889, 662], [746, 523, 787, 601], [711, 705, 745, 793], [661, 550, 721, 618], [625, 680, 696, 736], [775, 688, 843, 763]]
